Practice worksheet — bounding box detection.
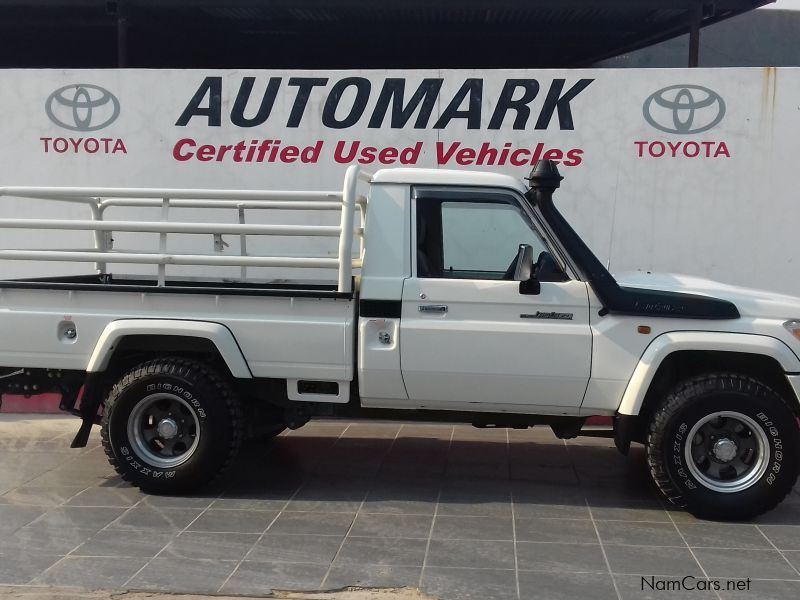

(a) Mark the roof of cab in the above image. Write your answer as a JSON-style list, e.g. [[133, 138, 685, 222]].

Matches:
[[371, 168, 527, 193]]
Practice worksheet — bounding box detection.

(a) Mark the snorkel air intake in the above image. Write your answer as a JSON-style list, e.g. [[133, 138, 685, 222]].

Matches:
[[524, 160, 739, 320]]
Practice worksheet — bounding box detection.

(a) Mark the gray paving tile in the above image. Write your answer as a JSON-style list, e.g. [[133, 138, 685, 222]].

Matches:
[[519, 571, 618, 600], [64, 487, 142, 507], [0, 505, 46, 532], [678, 523, 772, 549], [26, 469, 116, 488], [381, 457, 447, 478], [324, 565, 421, 589], [432, 515, 513, 540], [211, 496, 291, 511], [784, 550, 800, 572], [512, 483, 588, 516], [0, 486, 85, 506], [0, 524, 95, 554], [0, 477, 34, 494], [72, 529, 175, 558], [422, 566, 517, 600], [0, 552, 64, 585], [335, 537, 427, 566], [510, 464, 581, 484], [221, 561, 328, 594], [515, 517, 597, 543], [187, 509, 278, 534], [694, 548, 800, 579], [753, 497, 800, 525], [719, 579, 800, 600], [591, 504, 670, 522], [349, 512, 433, 538], [0, 453, 69, 471], [247, 533, 343, 564], [445, 462, 511, 480], [362, 482, 440, 515], [605, 545, 704, 576], [595, 520, 684, 546], [141, 493, 216, 509], [286, 479, 368, 513], [437, 499, 513, 517], [759, 525, 800, 550], [127, 557, 237, 593], [585, 487, 662, 508], [438, 483, 512, 517], [34, 506, 125, 530], [34, 556, 149, 588], [161, 531, 260, 561], [268, 511, 354, 536], [615, 574, 719, 600], [517, 541, 607, 572], [426, 539, 515, 569], [107, 506, 203, 531]]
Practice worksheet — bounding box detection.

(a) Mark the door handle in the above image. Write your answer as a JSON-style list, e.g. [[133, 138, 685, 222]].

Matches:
[[419, 304, 448, 313]]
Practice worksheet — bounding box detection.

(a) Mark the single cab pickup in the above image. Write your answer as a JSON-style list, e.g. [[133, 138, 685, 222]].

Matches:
[[0, 160, 798, 520]]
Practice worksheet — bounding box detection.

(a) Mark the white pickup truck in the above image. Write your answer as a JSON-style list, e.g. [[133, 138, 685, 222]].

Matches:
[[0, 160, 798, 520]]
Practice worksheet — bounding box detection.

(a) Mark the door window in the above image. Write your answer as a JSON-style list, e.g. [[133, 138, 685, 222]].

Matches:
[[416, 197, 551, 280]]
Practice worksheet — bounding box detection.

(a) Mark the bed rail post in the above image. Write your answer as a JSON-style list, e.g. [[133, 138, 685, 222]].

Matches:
[[158, 197, 169, 286], [338, 166, 359, 293], [238, 204, 247, 282], [89, 199, 108, 277]]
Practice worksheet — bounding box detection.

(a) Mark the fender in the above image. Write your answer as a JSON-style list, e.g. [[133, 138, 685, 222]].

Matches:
[[86, 319, 252, 378], [617, 331, 800, 416]]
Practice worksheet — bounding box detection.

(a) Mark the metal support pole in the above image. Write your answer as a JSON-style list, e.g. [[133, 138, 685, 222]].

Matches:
[[688, 1, 703, 68]]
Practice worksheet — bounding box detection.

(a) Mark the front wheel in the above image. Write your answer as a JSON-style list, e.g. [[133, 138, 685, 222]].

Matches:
[[647, 373, 799, 520], [101, 358, 243, 493]]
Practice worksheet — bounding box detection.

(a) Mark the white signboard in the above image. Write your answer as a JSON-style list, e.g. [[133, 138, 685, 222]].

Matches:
[[0, 68, 796, 293]]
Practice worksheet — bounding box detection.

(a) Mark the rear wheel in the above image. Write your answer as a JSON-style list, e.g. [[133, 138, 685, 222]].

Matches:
[[647, 373, 799, 520], [101, 358, 243, 493]]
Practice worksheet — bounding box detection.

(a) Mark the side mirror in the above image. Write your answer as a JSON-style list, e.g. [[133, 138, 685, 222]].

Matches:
[[534, 251, 560, 282], [514, 244, 541, 295], [513, 244, 534, 282]]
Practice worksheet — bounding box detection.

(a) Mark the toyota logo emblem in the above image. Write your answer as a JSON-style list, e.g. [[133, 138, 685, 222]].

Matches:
[[45, 83, 120, 132], [643, 84, 725, 134]]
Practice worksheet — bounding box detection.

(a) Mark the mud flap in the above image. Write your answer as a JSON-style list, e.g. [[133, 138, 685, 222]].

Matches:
[[70, 373, 103, 448], [614, 414, 637, 455]]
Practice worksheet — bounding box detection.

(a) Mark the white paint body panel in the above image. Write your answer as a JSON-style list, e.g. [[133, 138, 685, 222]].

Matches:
[[399, 279, 592, 413], [0, 288, 355, 381], [87, 319, 252, 378], [582, 276, 800, 415], [616, 331, 800, 416]]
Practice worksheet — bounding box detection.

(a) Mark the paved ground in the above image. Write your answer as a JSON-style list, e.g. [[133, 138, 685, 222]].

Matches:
[[0, 415, 799, 600]]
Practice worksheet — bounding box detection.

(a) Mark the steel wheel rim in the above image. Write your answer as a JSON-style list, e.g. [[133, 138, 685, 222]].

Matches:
[[684, 411, 769, 493], [127, 393, 200, 469]]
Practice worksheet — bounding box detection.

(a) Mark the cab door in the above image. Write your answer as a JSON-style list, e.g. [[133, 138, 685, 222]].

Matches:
[[399, 188, 592, 412]]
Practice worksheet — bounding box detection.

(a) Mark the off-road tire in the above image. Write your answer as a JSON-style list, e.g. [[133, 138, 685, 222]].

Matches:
[[101, 357, 243, 493], [647, 373, 799, 520]]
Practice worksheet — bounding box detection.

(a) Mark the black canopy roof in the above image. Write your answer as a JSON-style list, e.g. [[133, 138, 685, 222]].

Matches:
[[0, 0, 772, 68]]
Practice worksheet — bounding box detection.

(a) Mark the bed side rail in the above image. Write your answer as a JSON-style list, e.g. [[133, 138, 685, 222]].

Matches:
[[0, 165, 372, 294]]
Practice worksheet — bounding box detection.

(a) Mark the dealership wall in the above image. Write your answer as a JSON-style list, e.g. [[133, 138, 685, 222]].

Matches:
[[1, 67, 797, 293]]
